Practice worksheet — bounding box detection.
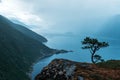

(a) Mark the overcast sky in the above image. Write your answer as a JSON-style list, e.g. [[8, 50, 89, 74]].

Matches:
[[0, 0, 120, 36]]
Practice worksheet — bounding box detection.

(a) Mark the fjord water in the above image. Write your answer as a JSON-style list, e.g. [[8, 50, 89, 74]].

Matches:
[[31, 35, 120, 80]]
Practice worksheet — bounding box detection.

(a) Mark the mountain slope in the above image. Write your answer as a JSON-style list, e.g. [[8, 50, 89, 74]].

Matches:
[[0, 15, 53, 80], [0, 15, 47, 42]]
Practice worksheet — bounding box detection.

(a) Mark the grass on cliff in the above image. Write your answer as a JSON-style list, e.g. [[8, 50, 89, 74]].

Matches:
[[96, 60, 120, 69]]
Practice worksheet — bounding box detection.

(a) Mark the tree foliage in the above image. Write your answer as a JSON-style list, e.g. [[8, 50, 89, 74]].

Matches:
[[81, 37, 109, 64]]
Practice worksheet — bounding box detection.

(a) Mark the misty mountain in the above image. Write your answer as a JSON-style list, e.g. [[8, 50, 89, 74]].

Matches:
[[100, 15, 120, 38], [0, 15, 47, 42], [0, 15, 54, 80]]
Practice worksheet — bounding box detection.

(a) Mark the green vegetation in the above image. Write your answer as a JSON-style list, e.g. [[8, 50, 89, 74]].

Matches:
[[97, 60, 120, 69], [90, 74, 105, 80], [81, 37, 109, 64], [0, 15, 53, 80]]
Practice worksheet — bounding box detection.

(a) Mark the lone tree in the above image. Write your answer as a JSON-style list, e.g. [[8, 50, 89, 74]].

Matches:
[[81, 37, 109, 64]]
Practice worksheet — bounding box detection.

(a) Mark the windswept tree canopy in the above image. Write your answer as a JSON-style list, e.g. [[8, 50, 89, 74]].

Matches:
[[82, 37, 109, 50], [81, 37, 109, 64]]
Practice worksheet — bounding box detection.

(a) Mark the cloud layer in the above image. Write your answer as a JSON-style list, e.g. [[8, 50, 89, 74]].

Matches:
[[0, 0, 120, 35]]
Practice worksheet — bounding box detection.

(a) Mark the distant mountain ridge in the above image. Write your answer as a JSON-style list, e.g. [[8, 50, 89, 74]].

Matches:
[[0, 15, 53, 80]]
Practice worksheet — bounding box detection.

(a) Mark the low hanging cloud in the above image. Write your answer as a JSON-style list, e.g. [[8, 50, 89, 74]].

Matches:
[[0, 0, 120, 35], [0, 0, 51, 33]]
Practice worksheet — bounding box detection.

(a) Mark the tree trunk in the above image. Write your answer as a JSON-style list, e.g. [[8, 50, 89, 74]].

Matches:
[[91, 52, 96, 64]]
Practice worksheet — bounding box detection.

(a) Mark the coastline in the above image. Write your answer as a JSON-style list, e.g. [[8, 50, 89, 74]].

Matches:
[[29, 49, 72, 80], [28, 53, 53, 79]]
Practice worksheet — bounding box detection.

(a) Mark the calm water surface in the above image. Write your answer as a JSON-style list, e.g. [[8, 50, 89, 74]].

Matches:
[[31, 36, 120, 80]]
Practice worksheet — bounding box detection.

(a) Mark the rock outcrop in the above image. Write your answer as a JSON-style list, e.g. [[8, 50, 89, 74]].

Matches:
[[35, 59, 120, 80]]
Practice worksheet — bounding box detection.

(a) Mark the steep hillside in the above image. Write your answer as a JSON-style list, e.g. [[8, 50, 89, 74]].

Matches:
[[0, 15, 54, 80], [0, 15, 47, 42]]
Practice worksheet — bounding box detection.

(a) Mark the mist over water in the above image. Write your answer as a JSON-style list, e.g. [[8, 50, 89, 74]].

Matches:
[[31, 34, 120, 80], [31, 16, 120, 79], [1, 0, 120, 79]]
